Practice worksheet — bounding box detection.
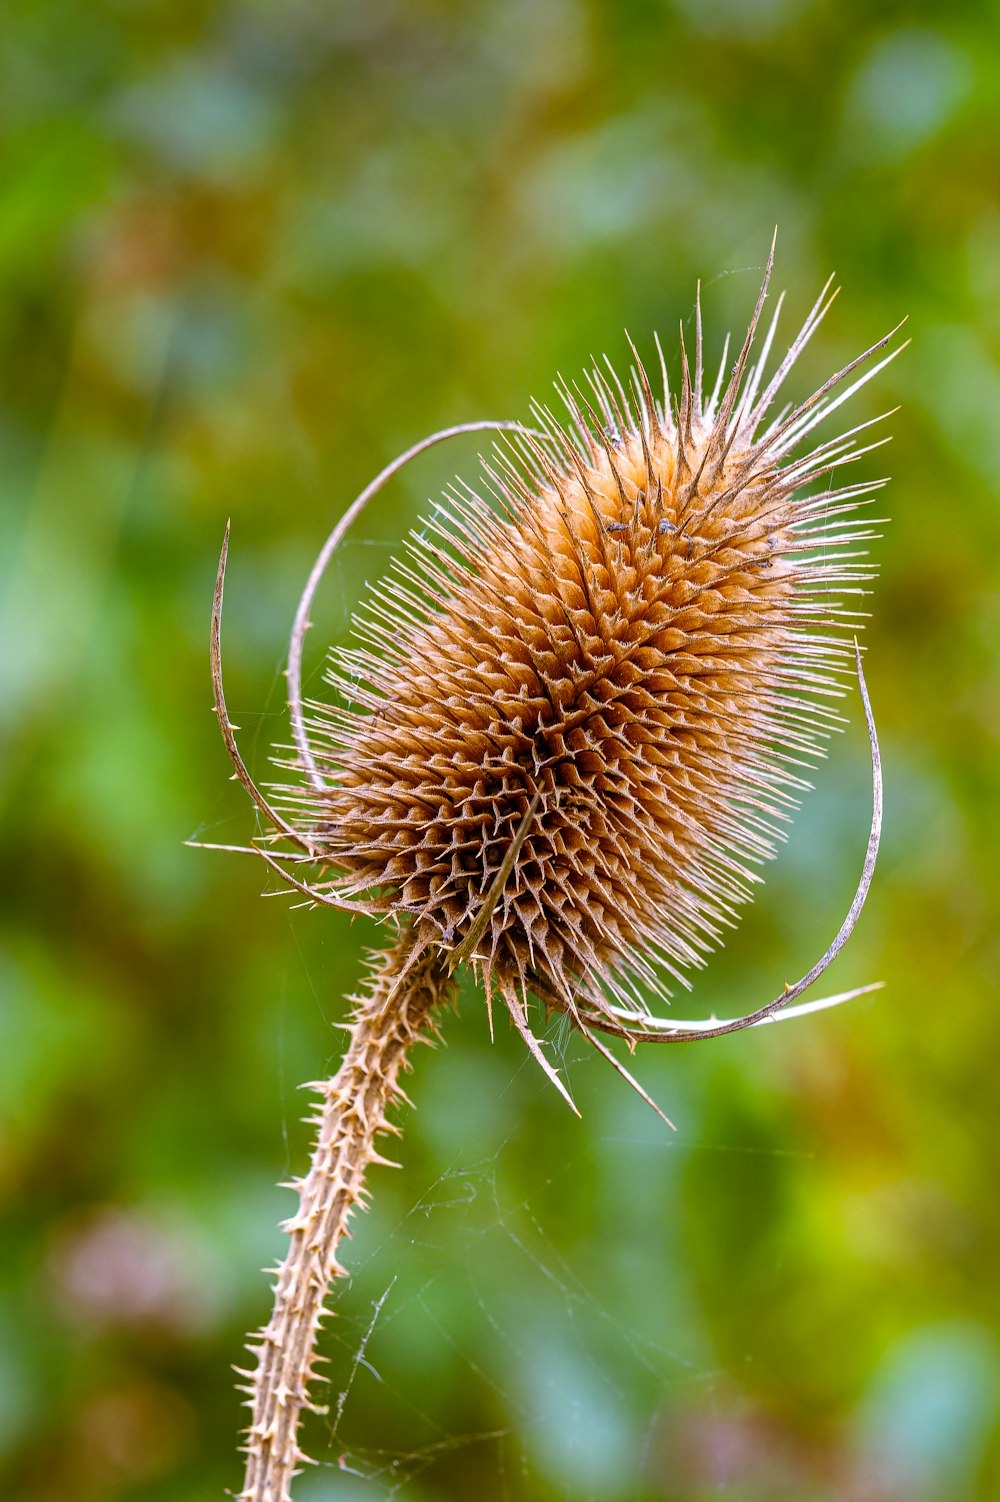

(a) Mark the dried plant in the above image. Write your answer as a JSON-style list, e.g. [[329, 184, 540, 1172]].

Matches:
[[203, 244, 899, 1501]]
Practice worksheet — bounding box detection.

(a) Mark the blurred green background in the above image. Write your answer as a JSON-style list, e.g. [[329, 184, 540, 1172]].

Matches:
[[2, 2, 999, 1499]]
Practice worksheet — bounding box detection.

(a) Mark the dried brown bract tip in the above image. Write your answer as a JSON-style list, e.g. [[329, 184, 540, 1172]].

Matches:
[[206, 249, 898, 1501]]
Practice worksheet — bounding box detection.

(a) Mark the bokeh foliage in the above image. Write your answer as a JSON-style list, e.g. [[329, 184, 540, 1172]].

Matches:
[[2, 2, 999, 1499]]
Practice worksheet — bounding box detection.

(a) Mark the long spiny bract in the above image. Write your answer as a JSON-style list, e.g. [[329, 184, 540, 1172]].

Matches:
[[272, 277, 898, 1042]]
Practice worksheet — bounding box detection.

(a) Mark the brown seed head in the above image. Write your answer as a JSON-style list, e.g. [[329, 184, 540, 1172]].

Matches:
[[263, 259, 898, 1053], [204, 256, 895, 1101]]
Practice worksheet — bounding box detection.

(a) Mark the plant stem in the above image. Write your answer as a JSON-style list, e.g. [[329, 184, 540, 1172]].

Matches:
[[237, 930, 452, 1502]]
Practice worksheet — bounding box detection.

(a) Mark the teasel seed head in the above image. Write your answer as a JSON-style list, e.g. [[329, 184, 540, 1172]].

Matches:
[[210, 245, 898, 1105]]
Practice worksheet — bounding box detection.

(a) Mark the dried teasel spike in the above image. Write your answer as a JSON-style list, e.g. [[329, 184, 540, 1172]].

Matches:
[[619, 336, 660, 488], [677, 317, 694, 464], [577, 1016, 678, 1130], [653, 328, 672, 424], [211, 256, 901, 1502], [692, 278, 705, 414], [251, 843, 391, 917], [696, 236, 777, 491], [705, 328, 732, 420]]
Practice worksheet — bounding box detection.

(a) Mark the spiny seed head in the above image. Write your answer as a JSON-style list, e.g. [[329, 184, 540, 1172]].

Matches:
[[266, 262, 897, 1043]]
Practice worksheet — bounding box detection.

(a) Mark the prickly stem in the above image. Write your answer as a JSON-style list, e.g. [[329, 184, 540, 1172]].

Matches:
[[237, 932, 452, 1502]]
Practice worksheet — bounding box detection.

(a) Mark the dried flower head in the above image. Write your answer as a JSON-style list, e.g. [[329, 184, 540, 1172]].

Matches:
[[215, 245, 895, 1091], [206, 245, 899, 1501]]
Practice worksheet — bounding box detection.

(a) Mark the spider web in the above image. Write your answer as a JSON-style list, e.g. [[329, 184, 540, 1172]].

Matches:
[[272, 977, 842, 1502], [288, 1032, 704, 1502]]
